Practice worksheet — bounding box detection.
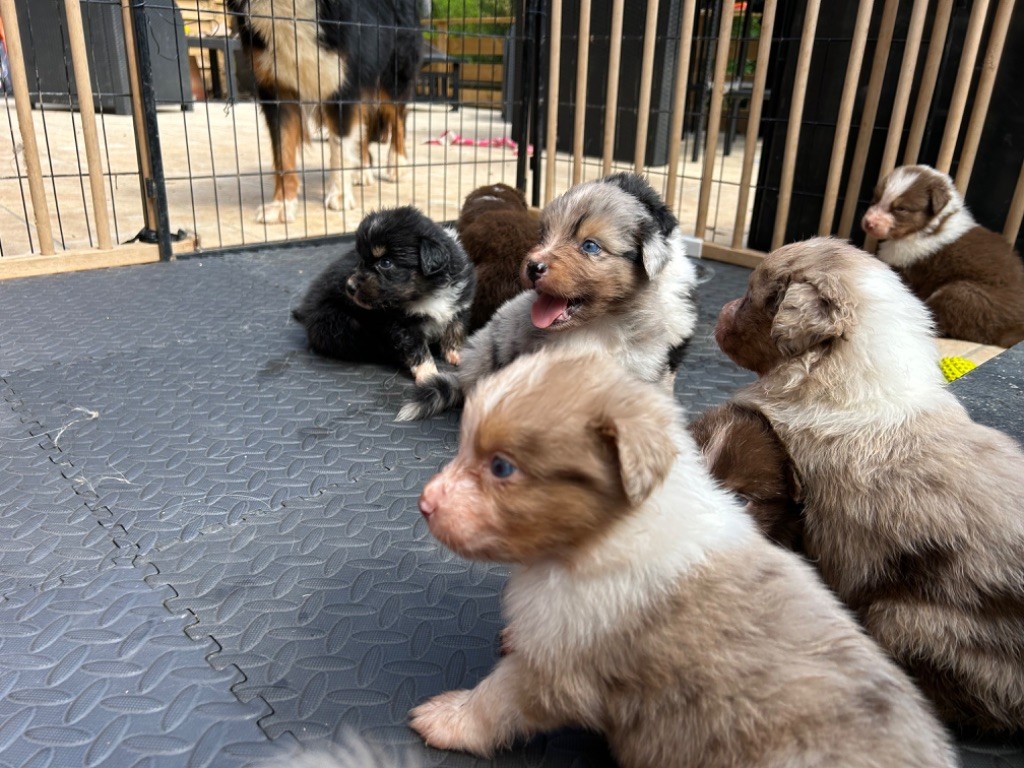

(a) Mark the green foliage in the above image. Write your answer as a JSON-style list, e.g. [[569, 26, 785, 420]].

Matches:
[[431, 0, 513, 20]]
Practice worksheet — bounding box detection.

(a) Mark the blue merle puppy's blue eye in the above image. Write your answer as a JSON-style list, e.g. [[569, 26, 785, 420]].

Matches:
[[490, 455, 517, 479], [580, 239, 601, 255]]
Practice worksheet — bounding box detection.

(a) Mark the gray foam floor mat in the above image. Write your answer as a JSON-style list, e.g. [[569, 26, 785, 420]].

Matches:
[[0, 246, 1020, 766]]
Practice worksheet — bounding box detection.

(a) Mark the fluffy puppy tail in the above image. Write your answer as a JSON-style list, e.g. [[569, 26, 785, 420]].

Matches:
[[396, 372, 463, 421]]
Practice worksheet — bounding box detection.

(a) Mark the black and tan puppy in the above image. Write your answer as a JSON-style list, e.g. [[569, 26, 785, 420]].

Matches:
[[716, 236, 1024, 734], [457, 183, 541, 331], [292, 206, 474, 383]]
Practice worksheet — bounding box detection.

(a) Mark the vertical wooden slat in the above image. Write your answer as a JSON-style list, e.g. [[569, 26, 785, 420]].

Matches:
[[694, 0, 735, 238], [771, 0, 820, 251], [120, 0, 157, 232], [601, 0, 625, 176], [818, 0, 872, 235], [731, 0, 777, 247], [837, 0, 898, 239], [935, 0, 991, 173], [904, 0, 953, 164], [572, 0, 592, 185], [1004, 159, 1024, 245], [544, 0, 563, 205], [0, 0, 56, 254], [64, 0, 113, 250], [955, 0, 1016, 192], [632, 0, 661, 173], [863, 0, 928, 253], [664, 0, 696, 209]]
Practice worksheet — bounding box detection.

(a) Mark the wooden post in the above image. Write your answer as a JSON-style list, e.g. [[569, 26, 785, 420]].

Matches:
[[694, 0, 735, 238], [633, 0, 661, 173], [664, 0, 697, 210], [601, 0, 625, 176], [818, 0, 872, 235], [935, 0, 990, 173], [954, 0, 1015, 192], [64, 0, 113, 250], [771, 0, 820, 251], [0, 0, 56, 254], [543, 0, 563, 205], [903, 0, 953, 164], [837, 0, 898, 238], [1004, 159, 1024, 246], [121, 0, 157, 232], [571, 0, 592, 185], [731, 0, 777, 247], [863, 0, 928, 253]]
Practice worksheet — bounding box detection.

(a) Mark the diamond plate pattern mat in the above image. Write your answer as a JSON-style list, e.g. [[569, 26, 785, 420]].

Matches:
[[1, 247, 1020, 766], [0, 562, 286, 768]]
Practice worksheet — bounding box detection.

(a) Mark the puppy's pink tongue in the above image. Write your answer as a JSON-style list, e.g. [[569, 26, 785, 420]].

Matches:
[[531, 294, 569, 329]]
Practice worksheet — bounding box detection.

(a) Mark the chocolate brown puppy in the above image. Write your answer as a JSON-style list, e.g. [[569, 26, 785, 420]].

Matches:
[[690, 403, 803, 552], [862, 164, 1024, 346], [456, 184, 541, 331], [716, 236, 1024, 734]]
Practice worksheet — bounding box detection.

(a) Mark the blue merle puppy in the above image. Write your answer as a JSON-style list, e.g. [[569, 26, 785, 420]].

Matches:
[[397, 172, 698, 420], [292, 206, 475, 383]]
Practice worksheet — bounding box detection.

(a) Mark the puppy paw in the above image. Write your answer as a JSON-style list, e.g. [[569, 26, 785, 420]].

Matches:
[[409, 690, 494, 756], [411, 358, 439, 385], [443, 348, 462, 366], [324, 186, 355, 212], [254, 199, 297, 224]]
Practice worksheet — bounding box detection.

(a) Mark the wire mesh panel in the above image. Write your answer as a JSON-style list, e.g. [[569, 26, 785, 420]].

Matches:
[[1, 0, 1022, 265]]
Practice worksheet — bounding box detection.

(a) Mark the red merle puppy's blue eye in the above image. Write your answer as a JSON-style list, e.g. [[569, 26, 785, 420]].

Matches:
[[490, 455, 517, 478], [580, 239, 601, 255]]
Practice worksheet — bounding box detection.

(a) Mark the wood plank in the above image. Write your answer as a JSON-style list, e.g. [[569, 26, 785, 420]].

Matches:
[[904, 0, 953, 164], [0, 243, 181, 280], [544, 0, 563, 205], [633, 0, 663, 173], [446, 36, 504, 59], [702, 242, 766, 269], [458, 63, 503, 83], [936, 0, 991, 173]]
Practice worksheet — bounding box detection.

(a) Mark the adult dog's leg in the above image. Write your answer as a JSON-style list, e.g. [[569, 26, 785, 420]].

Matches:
[[322, 101, 357, 211], [380, 103, 408, 183], [255, 87, 303, 224]]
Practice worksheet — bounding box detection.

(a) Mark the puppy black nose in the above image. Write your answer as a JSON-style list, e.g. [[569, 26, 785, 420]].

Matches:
[[526, 261, 547, 283]]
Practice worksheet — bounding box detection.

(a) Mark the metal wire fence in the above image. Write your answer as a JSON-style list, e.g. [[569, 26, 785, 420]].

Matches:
[[0, 0, 1021, 271]]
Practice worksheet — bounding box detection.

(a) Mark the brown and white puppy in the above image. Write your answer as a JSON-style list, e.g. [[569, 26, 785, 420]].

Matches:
[[689, 403, 803, 552], [409, 349, 956, 767], [717, 236, 1024, 735], [456, 184, 542, 331], [397, 172, 698, 420], [862, 164, 1024, 346]]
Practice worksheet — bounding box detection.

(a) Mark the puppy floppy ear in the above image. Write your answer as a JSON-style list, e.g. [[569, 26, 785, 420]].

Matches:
[[419, 238, 449, 276], [593, 411, 677, 506], [771, 276, 852, 357], [928, 181, 951, 217]]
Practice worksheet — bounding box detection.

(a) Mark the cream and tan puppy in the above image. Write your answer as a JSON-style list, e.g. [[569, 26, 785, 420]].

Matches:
[[409, 349, 955, 767], [717, 236, 1024, 734]]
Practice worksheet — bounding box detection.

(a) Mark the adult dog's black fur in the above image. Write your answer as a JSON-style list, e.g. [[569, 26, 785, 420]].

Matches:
[[227, 0, 422, 222], [292, 207, 475, 383]]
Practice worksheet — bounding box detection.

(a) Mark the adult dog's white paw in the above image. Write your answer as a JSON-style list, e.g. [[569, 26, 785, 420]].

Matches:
[[324, 186, 355, 211], [408, 690, 493, 755], [353, 167, 377, 186], [254, 199, 297, 223]]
